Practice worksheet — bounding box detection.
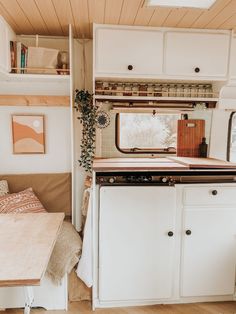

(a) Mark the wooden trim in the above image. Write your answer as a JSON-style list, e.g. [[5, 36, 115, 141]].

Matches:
[[0, 95, 70, 106]]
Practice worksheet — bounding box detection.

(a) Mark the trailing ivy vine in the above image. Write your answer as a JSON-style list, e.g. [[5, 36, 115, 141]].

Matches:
[[74, 89, 98, 172]]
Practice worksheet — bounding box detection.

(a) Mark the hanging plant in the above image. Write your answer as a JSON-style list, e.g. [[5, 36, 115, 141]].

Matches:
[[74, 89, 98, 172]]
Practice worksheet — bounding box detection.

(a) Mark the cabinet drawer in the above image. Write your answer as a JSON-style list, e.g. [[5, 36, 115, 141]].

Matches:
[[183, 186, 236, 206]]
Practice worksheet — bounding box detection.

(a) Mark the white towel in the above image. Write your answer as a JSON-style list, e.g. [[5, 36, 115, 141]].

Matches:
[[76, 188, 93, 287]]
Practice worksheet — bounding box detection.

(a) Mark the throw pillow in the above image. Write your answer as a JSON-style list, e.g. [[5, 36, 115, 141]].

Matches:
[[0, 180, 9, 197], [0, 188, 46, 213]]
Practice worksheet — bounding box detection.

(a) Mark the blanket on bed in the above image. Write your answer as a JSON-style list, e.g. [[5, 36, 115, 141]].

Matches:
[[46, 221, 82, 284]]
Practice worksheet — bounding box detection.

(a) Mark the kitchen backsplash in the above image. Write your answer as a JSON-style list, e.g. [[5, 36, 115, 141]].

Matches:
[[99, 109, 213, 158]]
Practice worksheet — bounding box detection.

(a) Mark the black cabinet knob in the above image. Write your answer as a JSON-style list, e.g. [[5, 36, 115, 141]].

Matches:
[[212, 190, 218, 195], [186, 230, 192, 235], [168, 231, 174, 237], [194, 67, 200, 73], [127, 65, 133, 71]]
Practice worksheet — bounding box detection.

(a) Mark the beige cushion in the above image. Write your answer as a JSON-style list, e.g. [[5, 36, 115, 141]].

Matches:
[[0, 180, 9, 197], [0, 188, 46, 213]]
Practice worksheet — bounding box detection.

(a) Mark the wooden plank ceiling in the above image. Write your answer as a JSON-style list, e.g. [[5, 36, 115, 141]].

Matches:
[[0, 0, 235, 38]]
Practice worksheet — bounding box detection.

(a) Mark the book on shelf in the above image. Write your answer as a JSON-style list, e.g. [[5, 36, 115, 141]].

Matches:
[[10, 41, 28, 74]]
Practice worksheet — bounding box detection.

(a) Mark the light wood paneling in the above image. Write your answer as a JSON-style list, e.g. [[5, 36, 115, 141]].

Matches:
[[34, 0, 63, 36], [15, 0, 48, 35], [0, 0, 236, 38], [148, 7, 172, 26], [119, 0, 142, 25], [104, 0, 123, 25], [0, 95, 70, 106], [0, 0, 35, 34], [51, 0, 75, 36]]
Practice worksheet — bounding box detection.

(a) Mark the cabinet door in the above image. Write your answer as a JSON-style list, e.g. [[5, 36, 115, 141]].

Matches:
[[164, 31, 230, 78], [95, 27, 163, 76], [99, 186, 176, 301], [0, 17, 9, 73], [181, 207, 236, 297]]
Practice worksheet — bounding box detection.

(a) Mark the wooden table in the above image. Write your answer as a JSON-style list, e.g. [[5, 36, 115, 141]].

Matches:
[[0, 213, 64, 313]]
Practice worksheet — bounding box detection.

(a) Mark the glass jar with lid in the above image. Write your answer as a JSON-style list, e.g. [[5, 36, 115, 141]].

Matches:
[[139, 83, 148, 96], [190, 84, 197, 98], [154, 84, 162, 97], [161, 84, 168, 97], [197, 84, 205, 98], [103, 81, 111, 95], [183, 84, 191, 97], [169, 84, 177, 97], [109, 82, 117, 95], [123, 83, 132, 96], [116, 82, 123, 96], [95, 81, 104, 95], [132, 83, 139, 96], [147, 83, 154, 96], [176, 84, 184, 97], [205, 84, 213, 98]]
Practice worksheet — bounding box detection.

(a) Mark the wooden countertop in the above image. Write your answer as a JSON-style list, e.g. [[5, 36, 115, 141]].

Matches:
[[93, 157, 236, 171], [93, 158, 188, 171], [0, 213, 64, 287]]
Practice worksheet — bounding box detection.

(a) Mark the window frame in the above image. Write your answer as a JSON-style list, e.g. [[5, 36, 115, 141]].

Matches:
[[227, 111, 236, 161], [115, 113, 179, 154]]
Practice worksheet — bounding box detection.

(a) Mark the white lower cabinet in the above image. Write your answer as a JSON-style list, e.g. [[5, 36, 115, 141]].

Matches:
[[181, 206, 236, 297], [97, 184, 236, 307], [99, 186, 176, 301]]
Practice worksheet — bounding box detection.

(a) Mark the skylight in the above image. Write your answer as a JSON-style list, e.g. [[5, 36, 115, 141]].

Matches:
[[145, 0, 217, 9]]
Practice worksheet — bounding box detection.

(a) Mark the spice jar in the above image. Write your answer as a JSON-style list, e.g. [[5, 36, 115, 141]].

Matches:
[[123, 83, 132, 96], [147, 83, 154, 96], [183, 84, 191, 97], [103, 81, 111, 95], [169, 84, 176, 97], [95, 81, 103, 95], [154, 84, 162, 97], [139, 83, 148, 96], [190, 84, 197, 98], [197, 84, 205, 98], [205, 84, 213, 98], [109, 82, 117, 95], [116, 82, 123, 96], [132, 83, 139, 96], [161, 84, 168, 97], [176, 84, 183, 97]]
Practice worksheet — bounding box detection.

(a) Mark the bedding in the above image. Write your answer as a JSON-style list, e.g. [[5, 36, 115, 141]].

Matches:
[[0, 188, 46, 213], [0, 173, 72, 217], [0, 180, 9, 196], [46, 221, 82, 284]]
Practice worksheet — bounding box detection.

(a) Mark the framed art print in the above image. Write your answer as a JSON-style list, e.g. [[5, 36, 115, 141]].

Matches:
[[12, 115, 45, 154]]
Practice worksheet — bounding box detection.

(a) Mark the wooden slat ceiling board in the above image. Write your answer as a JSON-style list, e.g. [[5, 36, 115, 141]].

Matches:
[[0, 0, 236, 38]]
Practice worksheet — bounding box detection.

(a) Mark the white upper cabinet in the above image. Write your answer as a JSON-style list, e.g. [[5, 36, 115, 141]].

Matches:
[[229, 35, 236, 80], [94, 26, 164, 77], [164, 31, 230, 79]]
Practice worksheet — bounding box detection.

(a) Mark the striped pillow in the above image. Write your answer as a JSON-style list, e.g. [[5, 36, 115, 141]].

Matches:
[[0, 180, 9, 197], [0, 188, 46, 213]]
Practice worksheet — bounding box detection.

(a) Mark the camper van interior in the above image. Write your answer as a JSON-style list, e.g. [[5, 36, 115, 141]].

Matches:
[[1, 0, 236, 313]]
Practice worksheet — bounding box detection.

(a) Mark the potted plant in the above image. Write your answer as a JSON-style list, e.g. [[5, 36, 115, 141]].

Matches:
[[74, 89, 98, 172]]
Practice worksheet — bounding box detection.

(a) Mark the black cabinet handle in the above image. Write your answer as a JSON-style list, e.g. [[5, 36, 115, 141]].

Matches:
[[127, 65, 133, 71], [168, 231, 174, 237], [194, 67, 200, 73], [186, 230, 191, 235], [212, 190, 218, 196]]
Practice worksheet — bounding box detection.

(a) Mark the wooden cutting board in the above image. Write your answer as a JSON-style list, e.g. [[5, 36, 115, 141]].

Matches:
[[177, 119, 205, 157], [169, 157, 236, 169]]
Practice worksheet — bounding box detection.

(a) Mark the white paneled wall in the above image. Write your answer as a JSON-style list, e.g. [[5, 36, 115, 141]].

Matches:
[[0, 106, 71, 174]]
